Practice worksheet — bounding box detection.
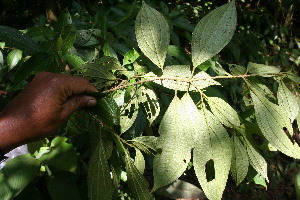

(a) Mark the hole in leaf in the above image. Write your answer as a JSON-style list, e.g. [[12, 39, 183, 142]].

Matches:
[[183, 159, 187, 163], [251, 134, 264, 146], [205, 159, 215, 182], [156, 148, 162, 154]]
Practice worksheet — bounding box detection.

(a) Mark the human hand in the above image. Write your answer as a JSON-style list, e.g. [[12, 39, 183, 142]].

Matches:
[[0, 72, 97, 152]]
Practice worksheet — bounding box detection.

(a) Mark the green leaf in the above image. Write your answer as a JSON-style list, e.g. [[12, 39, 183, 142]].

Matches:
[[277, 80, 299, 122], [295, 170, 300, 199], [248, 81, 300, 158], [26, 27, 55, 42], [0, 25, 41, 54], [62, 53, 84, 69], [89, 96, 120, 128], [7, 49, 22, 70], [135, 2, 170, 68], [39, 137, 77, 172], [123, 49, 140, 66], [56, 12, 72, 32], [167, 45, 191, 65], [191, 1, 236, 68], [134, 148, 145, 174], [0, 42, 5, 49], [12, 53, 52, 88], [138, 87, 160, 125], [247, 62, 281, 77], [47, 171, 81, 200], [206, 96, 240, 127], [193, 108, 232, 200], [59, 25, 76, 55], [230, 135, 249, 186], [0, 154, 40, 200], [88, 127, 113, 200], [125, 150, 154, 200], [252, 173, 267, 188], [103, 42, 117, 59], [120, 93, 139, 133], [153, 93, 199, 191]]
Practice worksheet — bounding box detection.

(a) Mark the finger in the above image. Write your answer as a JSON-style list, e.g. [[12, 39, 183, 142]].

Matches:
[[61, 95, 97, 118], [62, 76, 98, 96]]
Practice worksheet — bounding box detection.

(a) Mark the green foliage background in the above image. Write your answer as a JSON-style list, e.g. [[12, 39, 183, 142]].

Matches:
[[0, 0, 300, 199]]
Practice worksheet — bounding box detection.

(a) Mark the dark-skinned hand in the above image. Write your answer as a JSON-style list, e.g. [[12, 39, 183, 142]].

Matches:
[[0, 72, 97, 153]]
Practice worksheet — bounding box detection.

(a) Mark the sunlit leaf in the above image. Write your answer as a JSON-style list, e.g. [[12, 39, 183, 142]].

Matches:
[[7, 49, 22, 70], [229, 64, 246, 75], [135, 2, 170, 68], [277, 80, 299, 122], [39, 137, 77, 173], [247, 62, 281, 77], [193, 108, 232, 200], [230, 135, 249, 186], [88, 127, 113, 200], [123, 49, 140, 66], [62, 53, 84, 69], [153, 65, 220, 91], [134, 148, 145, 174], [207, 96, 240, 127], [138, 87, 160, 125], [248, 81, 300, 158], [0, 154, 40, 200], [153, 93, 199, 191], [120, 93, 139, 133], [156, 179, 206, 199], [191, 1, 236, 68]]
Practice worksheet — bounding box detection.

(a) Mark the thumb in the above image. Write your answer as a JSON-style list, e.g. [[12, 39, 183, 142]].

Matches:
[[62, 95, 97, 118]]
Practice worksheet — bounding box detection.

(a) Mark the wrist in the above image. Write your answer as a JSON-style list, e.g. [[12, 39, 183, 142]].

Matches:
[[0, 113, 35, 154]]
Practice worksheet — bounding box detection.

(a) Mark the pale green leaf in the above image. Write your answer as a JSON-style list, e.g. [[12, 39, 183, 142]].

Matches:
[[156, 179, 206, 199], [236, 125, 269, 181], [138, 87, 160, 124], [125, 150, 154, 200], [0, 154, 40, 200], [131, 136, 158, 154], [249, 81, 300, 158], [229, 64, 246, 75], [134, 148, 145, 174], [191, 71, 221, 90], [277, 80, 299, 122], [88, 128, 113, 200], [0, 51, 3, 66], [120, 94, 139, 133], [135, 2, 170, 68], [7, 49, 22, 70], [191, 1, 236, 68], [153, 93, 200, 191], [230, 135, 249, 186], [0, 42, 5, 49], [193, 108, 232, 200], [153, 65, 220, 91], [207, 96, 240, 127], [247, 62, 281, 77]]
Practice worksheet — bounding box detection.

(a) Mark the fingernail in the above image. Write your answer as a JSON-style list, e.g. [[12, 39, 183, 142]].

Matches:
[[86, 98, 97, 107]]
